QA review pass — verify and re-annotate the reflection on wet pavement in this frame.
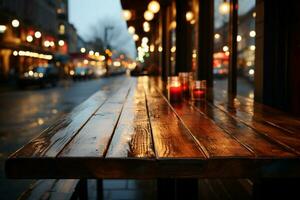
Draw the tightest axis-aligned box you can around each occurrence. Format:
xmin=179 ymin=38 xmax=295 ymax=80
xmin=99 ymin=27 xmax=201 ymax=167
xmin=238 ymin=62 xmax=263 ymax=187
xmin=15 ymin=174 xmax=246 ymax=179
xmin=0 ymin=77 xmax=124 ymax=200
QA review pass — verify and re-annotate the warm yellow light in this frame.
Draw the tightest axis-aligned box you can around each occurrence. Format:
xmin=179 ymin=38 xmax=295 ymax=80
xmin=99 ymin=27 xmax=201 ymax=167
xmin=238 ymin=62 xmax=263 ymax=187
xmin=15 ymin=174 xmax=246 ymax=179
xmin=158 ymin=46 xmax=163 ymax=52
xmin=250 ymin=45 xmax=256 ymax=51
xmin=123 ymin=10 xmax=132 ymax=21
xmin=170 ymin=21 xmax=176 ymax=29
xmin=237 ymin=35 xmax=242 ymax=42
xmin=50 ymin=41 xmax=55 ymax=47
xmin=128 ymin=26 xmax=135 ymax=34
xmin=13 ymin=51 xmax=18 ymax=56
xmin=148 ymin=1 xmax=160 ymax=14
xmin=143 ymin=21 xmax=150 ymax=32
xmin=171 ymin=46 xmax=176 ymax=53
xmin=144 ymin=10 xmax=154 ymax=21
xmin=80 ymin=47 xmax=86 ymax=53
xmin=142 ymin=37 xmax=149 ymax=44
xmin=95 ymin=52 xmax=100 ymax=56
xmin=214 ymin=33 xmax=221 ymax=39
xmin=58 ymin=40 xmax=65 ymax=46
xmin=35 ymin=31 xmax=41 ymax=38
xmin=252 ymin=12 xmax=256 ymax=18
xmin=83 ymin=59 xmax=89 ymax=65
xmin=133 ymin=34 xmax=139 ymax=41
xmin=0 ymin=25 xmax=7 ymax=33
xmin=100 ymin=55 xmax=106 ymax=61
xmin=89 ymin=50 xmax=94 ymax=55
xmin=225 ymin=51 xmax=230 ymax=56
xmin=219 ymin=1 xmax=230 ymax=15
xmin=150 ymin=44 xmax=155 ymax=52
xmin=12 ymin=19 xmax=20 ymax=28
xmin=223 ymin=45 xmax=229 ymax=52
xmin=26 ymin=35 xmax=33 ymax=42
xmin=249 ymin=30 xmax=256 ymax=37
xmin=186 ymin=11 xmax=194 ymax=22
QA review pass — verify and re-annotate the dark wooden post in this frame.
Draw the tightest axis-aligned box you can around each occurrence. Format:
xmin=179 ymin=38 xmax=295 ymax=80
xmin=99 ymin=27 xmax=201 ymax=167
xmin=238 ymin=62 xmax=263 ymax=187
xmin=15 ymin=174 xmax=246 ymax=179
xmin=198 ymin=0 xmax=214 ymax=87
xmin=97 ymin=179 xmax=103 ymax=200
xmin=228 ymin=0 xmax=238 ymax=96
xmin=175 ymin=0 xmax=189 ymax=74
xmin=161 ymin=2 xmax=168 ymax=80
xmin=78 ymin=179 xmax=88 ymax=200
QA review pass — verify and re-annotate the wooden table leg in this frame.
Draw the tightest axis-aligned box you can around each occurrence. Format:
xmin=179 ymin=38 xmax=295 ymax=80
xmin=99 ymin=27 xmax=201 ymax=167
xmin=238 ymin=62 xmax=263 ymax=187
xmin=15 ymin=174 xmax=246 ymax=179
xmin=253 ymin=178 xmax=298 ymax=200
xmin=157 ymin=179 xmax=176 ymax=200
xmin=78 ymin=179 xmax=88 ymax=200
xmin=176 ymin=179 xmax=198 ymax=200
xmin=157 ymin=178 xmax=198 ymax=200
xmin=97 ymin=179 xmax=103 ymax=200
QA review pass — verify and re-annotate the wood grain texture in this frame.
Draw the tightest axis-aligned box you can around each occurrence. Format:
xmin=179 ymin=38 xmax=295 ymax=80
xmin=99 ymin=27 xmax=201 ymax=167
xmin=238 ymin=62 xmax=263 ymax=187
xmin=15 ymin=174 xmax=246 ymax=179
xmin=5 ymin=77 xmax=300 ymax=180
xmin=143 ymin=77 xmax=206 ymax=159
xmin=214 ymin=91 xmax=300 ymax=134
xmin=211 ymin=92 xmax=300 ymax=155
xmin=149 ymin=78 xmax=252 ymax=158
xmin=191 ymin=101 xmax=296 ymax=157
xmin=59 ymin=79 xmax=133 ymax=157
xmin=9 ymin=77 xmax=128 ymax=158
xmin=106 ymin=79 xmax=155 ymax=158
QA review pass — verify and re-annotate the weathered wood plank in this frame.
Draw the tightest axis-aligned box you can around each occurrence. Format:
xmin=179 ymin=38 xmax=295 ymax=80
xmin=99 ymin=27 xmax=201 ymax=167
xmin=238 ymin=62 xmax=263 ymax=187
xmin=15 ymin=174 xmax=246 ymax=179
xmin=211 ymin=92 xmax=300 ymax=155
xmin=190 ymin=101 xmax=296 ymax=157
xmin=106 ymin=80 xmax=155 ymax=158
xmin=152 ymin=92 xmax=253 ymax=158
xmin=149 ymin=78 xmax=252 ymax=158
xmin=59 ymin=79 xmax=133 ymax=157
xmin=214 ymin=91 xmax=300 ymax=133
xmin=143 ymin=78 xmax=206 ymax=159
xmin=8 ymin=77 xmax=128 ymax=158
xmin=154 ymin=77 xmax=297 ymax=157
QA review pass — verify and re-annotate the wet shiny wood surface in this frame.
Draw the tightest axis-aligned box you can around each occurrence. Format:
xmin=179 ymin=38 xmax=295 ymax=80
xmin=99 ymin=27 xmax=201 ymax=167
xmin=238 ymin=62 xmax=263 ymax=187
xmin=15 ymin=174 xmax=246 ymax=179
xmin=6 ymin=76 xmax=300 ymax=179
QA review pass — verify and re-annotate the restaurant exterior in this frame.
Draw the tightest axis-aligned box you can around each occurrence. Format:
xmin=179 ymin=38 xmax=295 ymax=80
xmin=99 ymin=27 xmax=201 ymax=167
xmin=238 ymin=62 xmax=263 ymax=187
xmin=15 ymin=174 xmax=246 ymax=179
xmin=122 ymin=0 xmax=300 ymax=115
xmin=0 ymin=0 xmax=70 ymax=81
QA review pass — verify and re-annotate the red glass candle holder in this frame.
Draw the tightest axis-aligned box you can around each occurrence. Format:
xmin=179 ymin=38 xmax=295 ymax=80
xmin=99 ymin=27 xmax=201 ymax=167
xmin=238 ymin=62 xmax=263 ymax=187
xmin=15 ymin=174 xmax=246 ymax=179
xmin=168 ymin=76 xmax=182 ymax=103
xmin=191 ymin=80 xmax=206 ymax=101
xmin=179 ymin=72 xmax=192 ymax=98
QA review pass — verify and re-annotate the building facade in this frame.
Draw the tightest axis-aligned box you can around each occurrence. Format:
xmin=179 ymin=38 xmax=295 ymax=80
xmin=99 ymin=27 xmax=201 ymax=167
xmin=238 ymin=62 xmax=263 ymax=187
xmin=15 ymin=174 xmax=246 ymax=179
xmin=0 ymin=0 xmax=72 ymax=80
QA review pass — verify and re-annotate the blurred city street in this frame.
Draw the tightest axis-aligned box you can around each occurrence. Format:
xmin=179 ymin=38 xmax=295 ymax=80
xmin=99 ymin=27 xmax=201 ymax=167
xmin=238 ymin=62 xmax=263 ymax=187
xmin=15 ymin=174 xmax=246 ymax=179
xmin=0 ymin=76 xmax=125 ymax=199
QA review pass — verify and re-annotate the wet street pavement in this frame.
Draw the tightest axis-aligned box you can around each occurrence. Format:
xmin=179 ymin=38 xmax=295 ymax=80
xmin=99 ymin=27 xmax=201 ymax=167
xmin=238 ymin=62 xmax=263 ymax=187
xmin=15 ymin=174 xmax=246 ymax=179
xmin=0 ymin=76 xmax=126 ymax=200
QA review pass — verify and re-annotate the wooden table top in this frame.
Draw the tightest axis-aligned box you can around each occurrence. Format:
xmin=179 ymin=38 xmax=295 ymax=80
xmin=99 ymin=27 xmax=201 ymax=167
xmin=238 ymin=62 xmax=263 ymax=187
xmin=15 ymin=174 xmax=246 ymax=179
xmin=5 ymin=76 xmax=300 ymax=179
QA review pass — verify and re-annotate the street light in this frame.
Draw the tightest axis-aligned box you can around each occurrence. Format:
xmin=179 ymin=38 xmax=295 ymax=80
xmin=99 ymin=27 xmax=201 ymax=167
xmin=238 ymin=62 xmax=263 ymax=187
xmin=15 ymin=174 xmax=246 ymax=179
xmin=123 ymin=10 xmax=132 ymax=21
xmin=186 ymin=11 xmax=194 ymax=22
xmin=249 ymin=30 xmax=256 ymax=37
xmin=128 ymin=26 xmax=135 ymax=34
xmin=35 ymin=31 xmax=42 ymax=39
xmin=219 ymin=0 xmax=230 ymax=15
xmin=58 ymin=40 xmax=65 ymax=46
xmin=148 ymin=1 xmax=160 ymax=14
xmin=214 ymin=33 xmax=221 ymax=39
xmin=133 ymin=34 xmax=139 ymax=41
xmin=80 ymin=47 xmax=86 ymax=53
xmin=144 ymin=10 xmax=154 ymax=21
xmin=143 ymin=22 xmax=150 ymax=32
xmin=12 ymin=19 xmax=20 ymax=28
xmin=0 ymin=25 xmax=7 ymax=33
xmin=26 ymin=35 xmax=33 ymax=42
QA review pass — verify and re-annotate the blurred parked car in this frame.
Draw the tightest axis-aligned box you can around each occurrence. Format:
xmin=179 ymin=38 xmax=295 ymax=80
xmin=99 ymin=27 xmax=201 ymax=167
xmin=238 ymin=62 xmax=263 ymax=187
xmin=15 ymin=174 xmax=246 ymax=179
xmin=213 ymin=64 xmax=228 ymax=78
xmin=18 ymin=65 xmax=59 ymax=88
xmin=130 ymin=63 xmax=148 ymax=76
xmin=71 ymin=67 xmax=93 ymax=81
